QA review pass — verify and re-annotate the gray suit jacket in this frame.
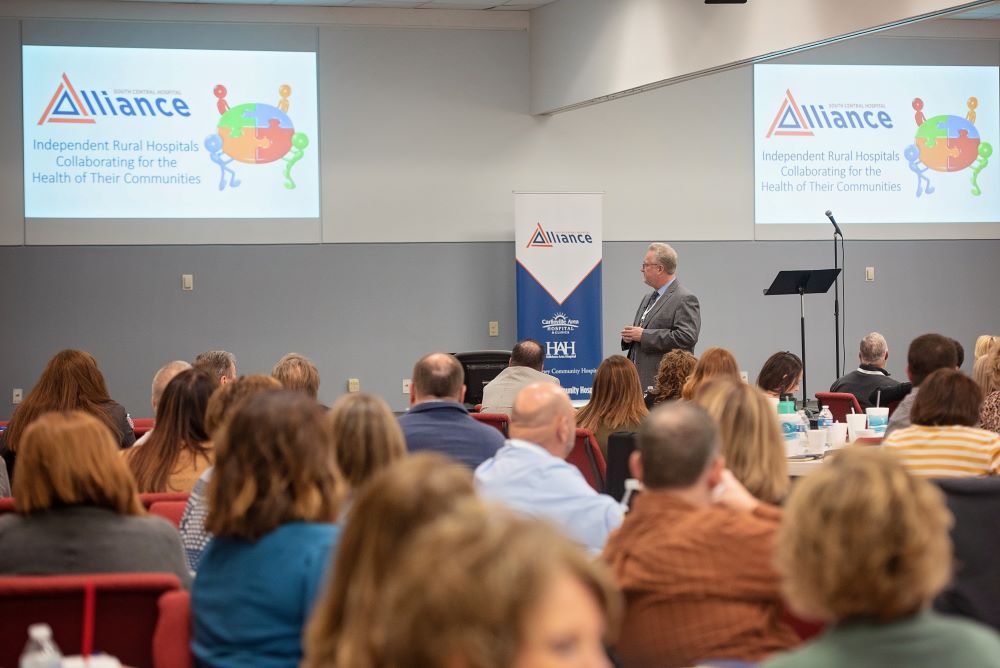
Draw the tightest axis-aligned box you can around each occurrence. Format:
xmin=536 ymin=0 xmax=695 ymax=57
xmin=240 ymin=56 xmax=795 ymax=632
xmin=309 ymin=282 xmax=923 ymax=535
xmin=622 ymin=280 xmax=701 ymax=391
xmin=480 ymin=366 xmax=560 ymax=416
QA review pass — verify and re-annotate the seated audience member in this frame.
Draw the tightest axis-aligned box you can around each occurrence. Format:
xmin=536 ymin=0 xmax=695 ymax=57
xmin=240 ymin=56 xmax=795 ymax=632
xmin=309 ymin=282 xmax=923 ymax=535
xmin=302 ymin=454 xmax=479 ymax=668
xmin=373 ymin=506 xmax=622 ymax=668
xmin=693 ymin=378 xmax=789 ymax=504
xmin=192 ymin=390 xmax=343 ymax=668
xmin=604 ymin=402 xmax=798 ymax=667
xmin=476 ymin=383 xmax=624 ymax=554
xmin=645 ymin=349 xmax=697 ymax=408
xmin=124 ymin=368 xmax=214 ymax=493
xmin=829 ymin=332 xmax=901 ymax=410
xmin=0 ymin=412 xmax=190 ymax=587
xmin=975 ymin=335 xmax=999 ymax=362
xmin=179 ymin=374 xmax=282 ymax=571
xmin=193 ymin=349 xmax=237 ymax=387
xmin=576 ymin=355 xmax=648 ymax=456
xmin=882 ymin=369 xmax=1000 ymax=477
xmin=480 ymin=339 xmax=559 ymax=416
xmin=764 ymin=448 xmax=1000 ymax=668
xmin=135 ymin=360 xmax=191 ymax=447
xmin=757 ymin=351 xmax=803 ymax=399
xmin=1 ymin=349 xmax=135 ymax=481
xmin=326 ymin=393 xmax=406 ymax=507
xmin=398 ymin=352 xmax=504 ymax=469
xmin=952 ymin=338 xmax=966 ymax=369
xmin=884 ymin=333 xmax=959 ymax=438
xmin=272 ymin=352 xmax=321 ymax=402
xmin=978 ymin=347 xmax=1000 ymax=433
xmin=681 ymin=347 xmax=740 ymax=400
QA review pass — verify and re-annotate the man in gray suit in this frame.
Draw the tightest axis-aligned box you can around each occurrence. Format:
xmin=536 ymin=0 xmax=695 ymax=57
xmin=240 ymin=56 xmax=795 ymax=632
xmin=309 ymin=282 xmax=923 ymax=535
xmin=480 ymin=339 xmax=559 ymax=416
xmin=621 ymin=242 xmax=701 ymax=391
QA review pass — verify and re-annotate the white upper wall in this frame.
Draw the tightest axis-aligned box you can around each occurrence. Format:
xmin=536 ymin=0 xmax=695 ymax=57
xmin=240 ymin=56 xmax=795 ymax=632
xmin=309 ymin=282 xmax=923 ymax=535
xmin=529 ymin=0 xmax=988 ymax=114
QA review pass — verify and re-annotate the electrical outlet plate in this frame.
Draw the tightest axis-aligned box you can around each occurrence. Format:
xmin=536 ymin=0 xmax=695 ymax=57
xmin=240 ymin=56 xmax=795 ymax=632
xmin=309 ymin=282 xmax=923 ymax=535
xmin=12 ymin=388 xmax=22 ymax=404
xmin=347 ymin=378 xmax=361 ymax=393
xmin=865 ymin=266 xmax=875 ymax=282
xmin=402 ymin=378 xmax=411 ymax=394
xmin=488 ymin=320 xmax=499 ymax=337
xmin=182 ymin=274 xmax=194 ymax=291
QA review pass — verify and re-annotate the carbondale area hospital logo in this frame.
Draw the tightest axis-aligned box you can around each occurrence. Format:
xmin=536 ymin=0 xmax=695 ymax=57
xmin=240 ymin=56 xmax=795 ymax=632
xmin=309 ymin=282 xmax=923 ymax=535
xmin=542 ymin=313 xmax=580 ymax=335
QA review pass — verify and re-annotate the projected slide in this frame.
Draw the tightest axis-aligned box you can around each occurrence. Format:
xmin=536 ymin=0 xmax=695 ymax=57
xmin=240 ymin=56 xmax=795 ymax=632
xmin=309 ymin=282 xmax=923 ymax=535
xmin=23 ymin=46 xmax=319 ymax=218
xmin=754 ymin=65 xmax=1000 ymax=225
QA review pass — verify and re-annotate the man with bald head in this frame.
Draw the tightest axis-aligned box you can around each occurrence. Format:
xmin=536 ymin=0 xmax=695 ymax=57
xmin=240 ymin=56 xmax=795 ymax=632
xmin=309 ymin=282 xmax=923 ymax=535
xmin=134 ymin=360 xmax=192 ymax=446
xmin=475 ymin=382 xmax=624 ymax=553
xmin=398 ymin=352 xmax=504 ymax=469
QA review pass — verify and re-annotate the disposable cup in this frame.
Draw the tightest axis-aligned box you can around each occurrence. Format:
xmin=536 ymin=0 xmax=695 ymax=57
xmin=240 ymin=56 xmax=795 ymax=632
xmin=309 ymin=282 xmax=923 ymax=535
xmin=866 ymin=407 xmax=890 ymax=435
xmin=806 ymin=429 xmax=826 ymax=455
xmin=828 ymin=422 xmax=848 ymax=448
xmin=846 ymin=413 xmax=868 ymax=442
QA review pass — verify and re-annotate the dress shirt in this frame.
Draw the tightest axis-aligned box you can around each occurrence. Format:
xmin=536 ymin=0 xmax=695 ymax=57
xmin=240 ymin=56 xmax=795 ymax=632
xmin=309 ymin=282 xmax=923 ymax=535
xmin=398 ymin=400 xmax=504 ymax=470
xmin=480 ymin=366 xmax=559 ymax=416
xmin=475 ymin=439 xmax=624 ymax=554
xmin=603 ymin=490 xmax=798 ymax=667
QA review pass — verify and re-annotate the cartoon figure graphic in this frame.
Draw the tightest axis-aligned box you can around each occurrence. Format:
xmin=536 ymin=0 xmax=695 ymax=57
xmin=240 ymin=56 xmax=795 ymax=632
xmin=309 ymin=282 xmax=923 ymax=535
xmin=909 ymin=96 xmax=992 ymax=196
xmin=208 ymin=83 xmax=309 ymax=190
xmin=205 ymin=135 xmax=241 ymax=191
xmin=971 ymin=142 xmax=992 ymax=197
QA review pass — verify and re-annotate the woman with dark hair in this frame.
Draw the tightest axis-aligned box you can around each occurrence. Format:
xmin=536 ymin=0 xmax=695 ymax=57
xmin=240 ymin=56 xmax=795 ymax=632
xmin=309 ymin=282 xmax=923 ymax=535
xmin=882 ymin=368 xmax=1000 ymax=478
xmin=576 ymin=355 xmax=648 ymax=455
xmin=757 ymin=351 xmax=804 ymax=399
xmin=0 ymin=411 xmax=190 ymax=586
xmin=123 ymin=368 xmax=214 ymax=493
xmin=1 ymin=349 xmax=134 ymax=482
xmin=192 ymin=390 xmax=343 ymax=668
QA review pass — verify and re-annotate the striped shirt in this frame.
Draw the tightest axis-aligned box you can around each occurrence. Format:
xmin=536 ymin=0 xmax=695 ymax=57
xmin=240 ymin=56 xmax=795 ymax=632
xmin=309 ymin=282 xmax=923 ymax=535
xmin=882 ymin=425 xmax=1000 ymax=478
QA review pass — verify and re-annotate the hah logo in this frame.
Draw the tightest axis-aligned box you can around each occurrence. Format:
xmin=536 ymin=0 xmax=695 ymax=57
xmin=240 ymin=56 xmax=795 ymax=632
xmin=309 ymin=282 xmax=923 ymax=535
xmin=526 ymin=222 xmax=594 ymax=248
xmin=546 ymin=341 xmax=577 ymax=359
xmin=541 ymin=313 xmax=580 ymax=335
xmin=765 ymin=88 xmax=893 ymax=138
xmin=37 ymin=74 xmax=95 ymax=125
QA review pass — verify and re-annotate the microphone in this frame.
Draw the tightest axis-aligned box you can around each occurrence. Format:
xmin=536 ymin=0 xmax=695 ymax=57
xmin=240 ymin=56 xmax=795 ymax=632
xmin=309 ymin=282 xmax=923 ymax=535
xmin=825 ymin=210 xmax=843 ymax=237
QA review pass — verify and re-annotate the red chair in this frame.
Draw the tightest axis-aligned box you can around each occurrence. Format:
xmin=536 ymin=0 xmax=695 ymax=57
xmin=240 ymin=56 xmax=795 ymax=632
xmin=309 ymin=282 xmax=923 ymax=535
xmin=0 ymin=572 xmax=182 ymax=668
xmin=132 ymin=418 xmax=155 ymax=438
xmin=0 ymin=496 xmax=15 ymax=515
xmin=140 ymin=492 xmax=190 ymax=509
xmin=815 ymin=392 xmax=864 ymax=423
xmin=149 ymin=501 xmax=187 ymax=529
xmin=471 ymin=412 xmax=510 ymax=437
xmin=567 ymin=429 xmax=606 ymax=492
xmin=153 ymin=590 xmax=192 ymax=668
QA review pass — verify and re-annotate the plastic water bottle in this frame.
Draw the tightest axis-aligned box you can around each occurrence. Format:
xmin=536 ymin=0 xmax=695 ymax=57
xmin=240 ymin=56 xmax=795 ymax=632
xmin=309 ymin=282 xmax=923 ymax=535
xmin=778 ymin=395 xmax=800 ymax=456
xmin=20 ymin=623 xmax=62 ymax=668
xmin=795 ymin=410 xmax=809 ymax=450
xmin=817 ymin=405 xmax=834 ymax=449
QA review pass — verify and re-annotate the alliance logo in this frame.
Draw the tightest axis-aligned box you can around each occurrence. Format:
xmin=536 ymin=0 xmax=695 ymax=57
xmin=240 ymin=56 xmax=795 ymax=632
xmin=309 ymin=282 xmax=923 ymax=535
xmin=541 ymin=312 xmax=580 ymax=335
xmin=37 ymin=72 xmax=192 ymax=126
xmin=526 ymin=222 xmax=595 ymax=248
xmin=765 ymin=88 xmax=894 ymax=138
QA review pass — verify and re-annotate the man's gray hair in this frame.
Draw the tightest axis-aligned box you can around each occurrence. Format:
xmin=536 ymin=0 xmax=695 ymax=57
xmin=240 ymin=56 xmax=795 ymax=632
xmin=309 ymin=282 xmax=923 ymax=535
xmin=638 ymin=402 xmax=719 ymax=489
xmin=647 ymin=242 xmax=678 ymax=275
xmin=860 ymin=332 xmax=888 ymax=365
xmin=193 ymin=350 xmax=237 ymax=381
xmin=152 ymin=360 xmax=192 ymax=410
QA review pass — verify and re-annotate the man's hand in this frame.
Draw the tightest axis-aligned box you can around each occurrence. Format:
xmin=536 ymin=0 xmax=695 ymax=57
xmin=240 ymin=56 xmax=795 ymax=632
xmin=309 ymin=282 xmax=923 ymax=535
xmin=621 ymin=326 xmax=644 ymax=343
xmin=712 ymin=469 xmax=760 ymax=513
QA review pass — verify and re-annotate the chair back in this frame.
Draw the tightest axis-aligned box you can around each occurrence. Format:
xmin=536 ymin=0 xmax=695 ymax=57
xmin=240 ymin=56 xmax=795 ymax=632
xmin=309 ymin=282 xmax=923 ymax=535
xmin=471 ymin=412 xmax=510 ymax=438
xmin=132 ymin=418 xmax=155 ymax=438
xmin=0 ymin=496 xmax=15 ymax=515
xmin=566 ymin=429 xmax=606 ymax=492
xmin=933 ymin=476 xmax=1000 ymax=631
xmin=139 ymin=492 xmax=190 ymax=509
xmin=153 ymin=590 xmax=192 ymax=668
xmin=604 ymin=431 xmax=638 ymax=501
xmin=815 ymin=391 xmax=864 ymax=423
xmin=149 ymin=501 xmax=187 ymax=529
xmin=0 ymin=572 xmax=181 ymax=668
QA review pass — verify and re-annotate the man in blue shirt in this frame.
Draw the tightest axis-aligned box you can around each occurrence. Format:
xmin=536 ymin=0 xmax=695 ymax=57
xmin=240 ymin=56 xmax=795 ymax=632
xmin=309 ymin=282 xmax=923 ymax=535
xmin=475 ymin=382 xmax=624 ymax=554
xmin=398 ymin=352 xmax=504 ymax=469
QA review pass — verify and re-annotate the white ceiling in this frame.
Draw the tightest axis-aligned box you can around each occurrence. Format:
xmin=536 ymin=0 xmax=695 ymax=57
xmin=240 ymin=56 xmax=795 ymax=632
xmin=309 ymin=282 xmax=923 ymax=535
xmin=107 ymin=0 xmax=558 ymax=8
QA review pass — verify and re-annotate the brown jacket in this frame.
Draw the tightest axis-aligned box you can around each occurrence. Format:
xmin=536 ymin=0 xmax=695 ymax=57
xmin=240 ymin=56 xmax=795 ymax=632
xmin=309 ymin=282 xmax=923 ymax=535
xmin=603 ymin=490 xmax=798 ymax=667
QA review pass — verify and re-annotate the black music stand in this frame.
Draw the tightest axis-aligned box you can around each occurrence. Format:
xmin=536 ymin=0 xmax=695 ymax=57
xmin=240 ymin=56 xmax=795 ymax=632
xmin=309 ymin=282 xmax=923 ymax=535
xmin=763 ymin=268 xmax=841 ymax=406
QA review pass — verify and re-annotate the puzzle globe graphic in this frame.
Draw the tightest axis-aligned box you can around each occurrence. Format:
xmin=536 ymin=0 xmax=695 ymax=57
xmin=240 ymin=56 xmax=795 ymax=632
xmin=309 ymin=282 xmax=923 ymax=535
xmin=915 ymin=114 xmax=980 ymax=173
xmin=217 ymin=102 xmax=295 ymax=164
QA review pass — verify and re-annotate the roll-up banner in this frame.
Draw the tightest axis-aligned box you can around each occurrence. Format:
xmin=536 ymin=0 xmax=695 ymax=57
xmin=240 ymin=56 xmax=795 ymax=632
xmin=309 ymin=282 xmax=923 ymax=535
xmin=514 ymin=192 xmax=603 ymax=402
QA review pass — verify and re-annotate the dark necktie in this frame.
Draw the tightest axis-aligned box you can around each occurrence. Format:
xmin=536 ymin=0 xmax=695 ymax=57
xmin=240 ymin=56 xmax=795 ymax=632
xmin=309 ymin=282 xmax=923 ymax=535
xmin=640 ymin=290 xmax=660 ymax=323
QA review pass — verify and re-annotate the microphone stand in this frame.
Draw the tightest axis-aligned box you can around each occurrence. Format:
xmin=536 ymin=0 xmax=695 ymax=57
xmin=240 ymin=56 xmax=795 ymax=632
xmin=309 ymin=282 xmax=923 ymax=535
xmin=833 ymin=229 xmax=842 ymax=379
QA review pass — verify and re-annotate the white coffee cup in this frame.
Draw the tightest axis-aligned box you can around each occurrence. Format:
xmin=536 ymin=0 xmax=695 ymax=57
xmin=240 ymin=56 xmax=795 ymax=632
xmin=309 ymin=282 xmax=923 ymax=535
xmin=866 ymin=407 xmax=890 ymax=435
xmin=806 ymin=429 xmax=826 ymax=455
xmin=846 ymin=413 xmax=868 ymax=442
xmin=827 ymin=422 xmax=848 ymax=449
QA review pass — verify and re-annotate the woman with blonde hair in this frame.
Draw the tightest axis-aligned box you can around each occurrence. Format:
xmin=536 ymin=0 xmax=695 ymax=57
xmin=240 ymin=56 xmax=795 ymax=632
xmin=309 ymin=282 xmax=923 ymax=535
xmin=975 ymin=346 xmax=1000 ymax=433
xmin=374 ymin=505 xmax=622 ymax=668
xmin=681 ymin=346 xmax=740 ymax=400
xmin=764 ymin=447 xmax=1000 ymax=668
xmin=326 ymin=392 xmax=407 ymax=494
xmin=693 ymin=378 xmax=789 ymax=504
xmin=1 ymin=349 xmax=135 ymax=481
xmin=192 ymin=390 xmax=343 ymax=668
xmin=576 ymin=355 xmax=648 ymax=455
xmin=646 ymin=349 xmax=697 ymax=407
xmin=124 ymin=368 xmax=214 ymax=493
xmin=0 ymin=411 xmax=189 ymax=586
xmin=302 ymin=453 xmax=479 ymax=668
xmin=975 ymin=335 xmax=999 ymax=361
